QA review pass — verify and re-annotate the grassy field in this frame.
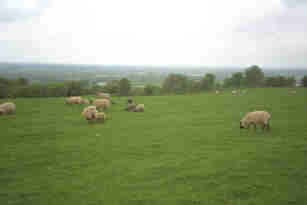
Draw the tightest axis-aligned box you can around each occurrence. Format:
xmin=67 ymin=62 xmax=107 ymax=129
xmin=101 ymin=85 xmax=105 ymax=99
xmin=1 ymin=88 xmax=307 ymax=205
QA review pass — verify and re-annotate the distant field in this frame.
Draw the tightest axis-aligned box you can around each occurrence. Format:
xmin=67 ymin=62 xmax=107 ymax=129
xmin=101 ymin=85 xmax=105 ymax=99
xmin=1 ymin=88 xmax=307 ymax=205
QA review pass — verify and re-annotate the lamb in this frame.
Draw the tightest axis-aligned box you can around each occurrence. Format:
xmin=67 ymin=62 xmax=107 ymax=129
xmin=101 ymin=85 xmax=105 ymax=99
xmin=92 ymin=99 xmax=111 ymax=110
xmin=65 ymin=96 xmax=82 ymax=104
xmin=82 ymin=106 xmax=98 ymax=121
xmin=134 ymin=104 xmax=144 ymax=112
xmin=0 ymin=102 xmax=16 ymax=116
xmin=240 ymin=111 xmax=271 ymax=131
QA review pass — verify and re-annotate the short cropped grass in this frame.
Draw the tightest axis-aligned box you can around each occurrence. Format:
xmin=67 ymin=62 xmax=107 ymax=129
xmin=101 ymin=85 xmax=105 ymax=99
xmin=1 ymin=88 xmax=307 ymax=205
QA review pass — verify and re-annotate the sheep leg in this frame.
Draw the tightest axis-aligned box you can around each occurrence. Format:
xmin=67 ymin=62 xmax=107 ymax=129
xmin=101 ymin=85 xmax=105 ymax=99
xmin=266 ymin=123 xmax=270 ymax=131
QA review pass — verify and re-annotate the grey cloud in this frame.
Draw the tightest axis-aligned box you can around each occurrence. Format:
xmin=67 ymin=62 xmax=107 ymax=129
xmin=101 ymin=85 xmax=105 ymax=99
xmin=282 ymin=0 xmax=307 ymax=8
xmin=236 ymin=6 xmax=307 ymax=35
xmin=0 ymin=0 xmax=50 ymax=22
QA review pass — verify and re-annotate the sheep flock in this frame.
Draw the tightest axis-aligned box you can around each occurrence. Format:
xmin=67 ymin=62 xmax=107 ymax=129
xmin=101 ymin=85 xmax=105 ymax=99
xmin=1 ymin=90 xmax=275 ymax=132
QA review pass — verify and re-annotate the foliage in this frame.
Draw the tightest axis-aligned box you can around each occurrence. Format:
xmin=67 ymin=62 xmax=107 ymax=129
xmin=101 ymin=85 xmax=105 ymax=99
xmin=245 ymin=65 xmax=265 ymax=87
xmin=119 ymin=78 xmax=131 ymax=96
xmin=265 ymin=76 xmax=296 ymax=87
xmin=144 ymin=84 xmax=162 ymax=96
xmin=103 ymin=80 xmax=120 ymax=95
xmin=200 ymin=73 xmax=216 ymax=90
xmin=223 ymin=72 xmax=245 ymax=88
xmin=162 ymin=74 xmax=189 ymax=94
xmin=301 ymin=76 xmax=307 ymax=87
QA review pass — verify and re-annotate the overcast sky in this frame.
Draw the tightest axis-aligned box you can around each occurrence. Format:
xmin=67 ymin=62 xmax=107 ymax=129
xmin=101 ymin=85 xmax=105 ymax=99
xmin=0 ymin=0 xmax=307 ymax=68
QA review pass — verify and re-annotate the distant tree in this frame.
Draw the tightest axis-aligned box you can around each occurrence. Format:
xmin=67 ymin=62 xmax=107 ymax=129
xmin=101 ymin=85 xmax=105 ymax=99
xmin=286 ymin=76 xmax=296 ymax=87
xmin=245 ymin=65 xmax=264 ymax=87
xmin=223 ymin=77 xmax=232 ymax=88
xmin=103 ymin=80 xmax=120 ymax=95
xmin=0 ymin=77 xmax=10 ymax=98
xmin=65 ymin=81 xmax=83 ymax=96
xmin=201 ymin=73 xmax=215 ymax=90
xmin=302 ymin=76 xmax=307 ymax=87
xmin=215 ymin=81 xmax=222 ymax=90
xmin=162 ymin=74 xmax=188 ymax=94
xmin=231 ymin=72 xmax=244 ymax=88
xmin=144 ymin=85 xmax=154 ymax=95
xmin=188 ymin=80 xmax=201 ymax=92
xmin=119 ymin=78 xmax=131 ymax=96
xmin=265 ymin=76 xmax=296 ymax=87
xmin=144 ymin=84 xmax=162 ymax=96
xmin=131 ymin=87 xmax=145 ymax=96
xmin=16 ymin=77 xmax=29 ymax=86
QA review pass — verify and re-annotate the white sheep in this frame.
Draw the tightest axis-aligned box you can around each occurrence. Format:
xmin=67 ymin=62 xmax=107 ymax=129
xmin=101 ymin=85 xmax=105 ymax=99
xmin=80 ymin=99 xmax=90 ymax=105
xmin=94 ymin=112 xmax=106 ymax=123
xmin=232 ymin=90 xmax=238 ymax=95
xmin=65 ymin=96 xmax=82 ymax=104
xmin=289 ymin=90 xmax=297 ymax=94
xmin=240 ymin=110 xmax=271 ymax=131
xmin=82 ymin=106 xmax=98 ymax=122
xmin=134 ymin=104 xmax=144 ymax=112
xmin=0 ymin=102 xmax=16 ymax=115
xmin=92 ymin=99 xmax=111 ymax=110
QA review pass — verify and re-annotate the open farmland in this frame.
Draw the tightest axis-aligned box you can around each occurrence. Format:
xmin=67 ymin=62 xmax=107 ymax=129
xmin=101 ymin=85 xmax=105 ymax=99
xmin=1 ymin=88 xmax=307 ymax=204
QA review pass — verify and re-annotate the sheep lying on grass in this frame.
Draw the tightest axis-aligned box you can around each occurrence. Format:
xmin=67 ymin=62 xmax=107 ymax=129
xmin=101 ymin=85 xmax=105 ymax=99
xmin=240 ymin=111 xmax=271 ymax=131
xmin=125 ymin=103 xmax=144 ymax=112
xmin=0 ymin=102 xmax=16 ymax=116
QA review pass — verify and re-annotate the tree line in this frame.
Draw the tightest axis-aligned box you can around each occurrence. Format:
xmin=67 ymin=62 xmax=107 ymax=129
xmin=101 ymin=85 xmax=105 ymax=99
xmin=1 ymin=65 xmax=307 ymax=98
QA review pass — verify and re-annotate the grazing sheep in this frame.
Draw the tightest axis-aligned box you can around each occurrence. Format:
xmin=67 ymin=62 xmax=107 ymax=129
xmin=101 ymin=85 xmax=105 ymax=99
xmin=0 ymin=102 xmax=16 ymax=115
xmin=232 ymin=90 xmax=238 ymax=95
xmin=289 ymin=90 xmax=297 ymax=94
xmin=80 ymin=99 xmax=90 ymax=105
xmin=92 ymin=99 xmax=111 ymax=110
xmin=134 ymin=104 xmax=144 ymax=112
xmin=240 ymin=111 xmax=271 ymax=131
xmin=215 ymin=90 xmax=220 ymax=94
xmin=82 ymin=106 xmax=97 ymax=121
xmin=94 ymin=112 xmax=106 ymax=123
xmin=96 ymin=92 xmax=111 ymax=99
xmin=65 ymin=96 xmax=82 ymax=104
